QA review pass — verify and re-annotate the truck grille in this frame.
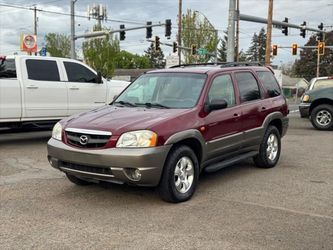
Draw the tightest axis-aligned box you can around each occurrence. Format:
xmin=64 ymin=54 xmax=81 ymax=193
xmin=61 ymin=161 xmax=113 ymax=176
xmin=65 ymin=128 xmax=111 ymax=149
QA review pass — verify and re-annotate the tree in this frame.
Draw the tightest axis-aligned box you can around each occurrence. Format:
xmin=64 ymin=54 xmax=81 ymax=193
xmin=144 ymin=42 xmax=165 ymax=68
xmin=115 ymin=50 xmax=151 ymax=69
xmin=45 ymin=33 xmax=71 ymax=58
xmin=246 ymin=28 xmax=267 ymax=63
xmin=217 ymin=31 xmax=228 ymax=62
xmin=82 ymin=24 xmax=120 ymax=79
xmin=291 ymin=31 xmax=333 ymax=80
xmin=181 ymin=9 xmax=219 ymax=63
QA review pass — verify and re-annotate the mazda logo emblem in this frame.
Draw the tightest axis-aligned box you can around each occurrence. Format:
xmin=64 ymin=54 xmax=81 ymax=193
xmin=79 ymin=135 xmax=89 ymax=145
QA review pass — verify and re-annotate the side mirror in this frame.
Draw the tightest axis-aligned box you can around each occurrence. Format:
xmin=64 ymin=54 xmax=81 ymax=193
xmin=205 ymin=99 xmax=228 ymax=113
xmin=96 ymin=72 xmax=103 ymax=83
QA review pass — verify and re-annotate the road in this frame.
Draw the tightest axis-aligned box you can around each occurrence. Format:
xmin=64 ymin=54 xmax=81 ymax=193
xmin=1 ymin=114 xmax=332 ymax=250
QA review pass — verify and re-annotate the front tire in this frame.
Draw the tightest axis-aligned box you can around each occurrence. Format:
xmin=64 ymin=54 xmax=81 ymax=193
xmin=310 ymin=104 xmax=333 ymax=131
xmin=254 ymin=126 xmax=281 ymax=168
xmin=66 ymin=173 xmax=92 ymax=186
xmin=158 ymin=145 xmax=199 ymax=203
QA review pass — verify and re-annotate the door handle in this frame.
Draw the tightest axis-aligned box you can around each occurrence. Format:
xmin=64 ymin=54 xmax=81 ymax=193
xmin=261 ymin=107 xmax=266 ymax=111
xmin=233 ymin=113 xmax=240 ymax=117
xmin=69 ymin=87 xmax=79 ymax=90
xmin=26 ymin=85 xmax=38 ymax=89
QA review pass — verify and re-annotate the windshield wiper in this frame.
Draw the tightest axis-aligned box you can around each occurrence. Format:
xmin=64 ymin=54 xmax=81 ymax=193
xmin=113 ymin=101 xmax=137 ymax=107
xmin=136 ymin=102 xmax=170 ymax=109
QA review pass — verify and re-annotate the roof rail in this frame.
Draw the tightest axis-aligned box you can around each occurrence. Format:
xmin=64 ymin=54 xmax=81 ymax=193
xmin=169 ymin=62 xmax=263 ymax=68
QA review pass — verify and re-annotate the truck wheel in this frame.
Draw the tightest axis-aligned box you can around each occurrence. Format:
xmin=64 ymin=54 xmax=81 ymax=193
xmin=310 ymin=104 xmax=333 ymax=131
xmin=158 ymin=145 xmax=199 ymax=203
xmin=254 ymin=126 xmax=281 ymax=168
xmin=66 ymin=173 xmax=92 ymax=186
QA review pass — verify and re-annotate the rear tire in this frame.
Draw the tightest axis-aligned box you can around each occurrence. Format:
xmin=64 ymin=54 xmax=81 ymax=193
xmin=158 ymin=145 xmax=199 ymax=203
xmin=310 ymin=104 xmax=333 ymax=131
xmin=66 ymin=173 xmax=92 ymax=186
xmin=254 ymin=126 xmax=281 ymax=168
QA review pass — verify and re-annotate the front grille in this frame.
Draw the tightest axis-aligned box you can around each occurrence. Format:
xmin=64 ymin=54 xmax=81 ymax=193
xmin=61 ymin=161 xmax=113 ymax=176
xmin=65 ymin=131 xmax=111 ymax=148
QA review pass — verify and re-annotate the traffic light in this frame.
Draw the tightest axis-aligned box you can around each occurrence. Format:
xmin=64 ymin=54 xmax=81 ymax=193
xmin=120 ymin=24 xmax=126 ymax=41
xmin=300 ymin=21 xmax=306 ymax=38
xmin=272 ymin=45 xmax=278 ymax=56
xmin=292 ymin=44 xmax=298 ymax=55
xmin=282 ymin=17 xmax=288 ymax=36
xmin=317 ymin=22 xmax=324 ymax=41
xmin=165 ymin=19 xmax=172 ymax=38
xmin=172 ymin=42 xmax=177 ymax=53
xmin=154 ymin=36 xmax=160 ymax=52
xmin=191 ymin=44 xmax=197 ymax=55
xmin=318 ymin=42 xmax=325 ymax=55
xmin=146 ymin=21 xmax=152 ymax=39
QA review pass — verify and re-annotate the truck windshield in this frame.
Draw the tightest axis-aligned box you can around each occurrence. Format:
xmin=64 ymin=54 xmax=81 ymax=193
xmin=0 ymin=58 xmax=16 ymax=78
xmin=313 ymin=79 xmax=333 ymax=89
xmin=114 ymin=73 xmax=207 ymax=109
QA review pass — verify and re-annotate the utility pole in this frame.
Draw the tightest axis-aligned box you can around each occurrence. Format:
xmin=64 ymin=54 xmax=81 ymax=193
xmin=265 ymin=0 xmax=273 ymax=65
xmin=235 ymin=0 xmax=240 ymax=61
xmin=33 ymin=6 xmax=37 ymax=56
xmin=178 ymin=0 xmax=182 ymax=64
xmin=316 ymin=47 xmax=320 ymax=77
xmin=227 ymin=0 xmax=236 ymax=62
xmin=70 ymin=0 xmax=76 ymax=59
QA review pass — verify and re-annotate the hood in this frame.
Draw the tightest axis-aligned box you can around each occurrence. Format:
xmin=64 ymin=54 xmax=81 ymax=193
xmin=63 ymin=105 xmax=191 ymax=135
xmin=305 ymin=87 xmax=333 ymax=97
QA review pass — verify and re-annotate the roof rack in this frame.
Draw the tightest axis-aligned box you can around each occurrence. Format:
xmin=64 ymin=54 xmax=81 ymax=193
xmin=169 ymin=62 xmax=263 ymax=68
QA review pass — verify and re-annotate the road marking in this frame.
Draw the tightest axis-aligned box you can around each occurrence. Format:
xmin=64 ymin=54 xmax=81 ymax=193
xmin=226 ymin=199 xmax=333 ymax=220
xmin=289 ymin=110 xmax=299 ymax=114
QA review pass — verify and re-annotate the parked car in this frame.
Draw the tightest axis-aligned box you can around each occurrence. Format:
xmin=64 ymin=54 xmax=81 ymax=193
xmin=47 ymin=63 xmax=289 ymax=203
xmin=0 ymin=55 xmax=130 ymax=128
xmin=299 ymin=87 xmax=333 ymax=130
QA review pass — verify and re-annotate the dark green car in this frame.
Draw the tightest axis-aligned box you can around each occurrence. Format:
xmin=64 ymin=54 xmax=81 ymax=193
xmin=299 ymin=87 xmax=333 ymax=130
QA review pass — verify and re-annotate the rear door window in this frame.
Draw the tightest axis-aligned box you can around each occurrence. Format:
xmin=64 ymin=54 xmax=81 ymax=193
xmin=235 ymin=72 xmax=261 ymax=103
xmin=257 ymin=71 xmax=281 ymax=97
xmin=26 ymin=59 xmax=60 ymax=81
xmin=64 ymin=62 xmax=97 ymax=83
xmin=0 ymin=58 xmax=17 ymax=78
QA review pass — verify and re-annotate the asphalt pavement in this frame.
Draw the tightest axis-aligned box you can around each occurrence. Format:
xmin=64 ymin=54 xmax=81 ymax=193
xmin=0 ymin=115 xmax=332 ymax=250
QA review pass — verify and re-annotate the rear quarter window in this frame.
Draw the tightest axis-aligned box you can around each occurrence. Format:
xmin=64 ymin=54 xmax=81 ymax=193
xmin=257 ymin=71 xmax=281 ymax=97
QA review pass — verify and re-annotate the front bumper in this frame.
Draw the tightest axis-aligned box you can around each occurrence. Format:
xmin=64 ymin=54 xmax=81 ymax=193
xmin=47 ymin=138 xmax=172 ymax=186
xmin=299 ymin=103 xmax=310 ymax=118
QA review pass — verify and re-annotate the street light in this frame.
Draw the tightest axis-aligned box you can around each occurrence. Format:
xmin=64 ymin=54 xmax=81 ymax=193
xmin=194 ymin=10 xmax=218 ymax=63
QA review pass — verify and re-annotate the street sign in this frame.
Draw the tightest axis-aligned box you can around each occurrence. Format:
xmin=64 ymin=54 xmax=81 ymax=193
xmin=40 ymin=47 xmax=46 ymax=56
xmin=20 ymin=34 xmax=37 ymax=53
xmin=197 ymin=48 xmax=207 ymax=55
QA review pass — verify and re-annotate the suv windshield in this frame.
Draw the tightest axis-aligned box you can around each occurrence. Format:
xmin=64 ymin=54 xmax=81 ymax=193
xmin=114 ymin=73 xmax=207 ymax=108
xmin=0 ymin=58 xmax=16 ymax=78
xmin=313 ymin=79 xmax=333 ymax=89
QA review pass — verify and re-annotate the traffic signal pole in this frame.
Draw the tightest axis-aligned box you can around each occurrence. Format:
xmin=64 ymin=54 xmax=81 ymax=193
xmin=74 ymin=23 xmax=166 ymax=39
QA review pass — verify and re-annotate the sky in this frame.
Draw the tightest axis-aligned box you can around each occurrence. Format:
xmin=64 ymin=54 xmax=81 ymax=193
xmin=0 ymin=0 xmax=332 ymax=65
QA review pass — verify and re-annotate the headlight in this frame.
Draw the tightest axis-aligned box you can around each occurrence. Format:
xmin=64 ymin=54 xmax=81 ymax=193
xmin=116 ymin=130 xmax=157 ymax=148
xmin=52 ymin=122 xmax=62 ymax=141
xmin=302 ymin=94 xmax=310 ymax=102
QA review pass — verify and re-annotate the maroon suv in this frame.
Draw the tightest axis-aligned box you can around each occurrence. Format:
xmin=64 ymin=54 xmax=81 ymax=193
xmin=47 ymin=64 xmax=289 ymax=203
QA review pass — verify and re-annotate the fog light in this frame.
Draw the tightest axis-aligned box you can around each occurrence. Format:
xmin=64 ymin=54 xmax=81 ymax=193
xmin=124 ymin=168 xmax=142 ymax=181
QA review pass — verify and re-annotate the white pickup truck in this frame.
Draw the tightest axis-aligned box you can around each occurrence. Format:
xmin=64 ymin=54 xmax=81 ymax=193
xmin=0 ymin=55 xmax=130 ymax=128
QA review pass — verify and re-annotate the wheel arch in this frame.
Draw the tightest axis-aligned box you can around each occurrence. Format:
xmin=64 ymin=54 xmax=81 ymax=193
xmin=164 ymin=129 xmax=206 ymax=165
xmin=309 ymin=99 xmax=333 ymax=115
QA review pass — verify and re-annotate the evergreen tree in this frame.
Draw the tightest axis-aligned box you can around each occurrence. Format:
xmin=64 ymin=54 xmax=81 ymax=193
xmin=246 ymin=28 xmax=266 ymax=63
xmin=144 ymin=42 xmax=165 ymax=68
xmin=217 ymin=31 xmax=228 ymax=62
